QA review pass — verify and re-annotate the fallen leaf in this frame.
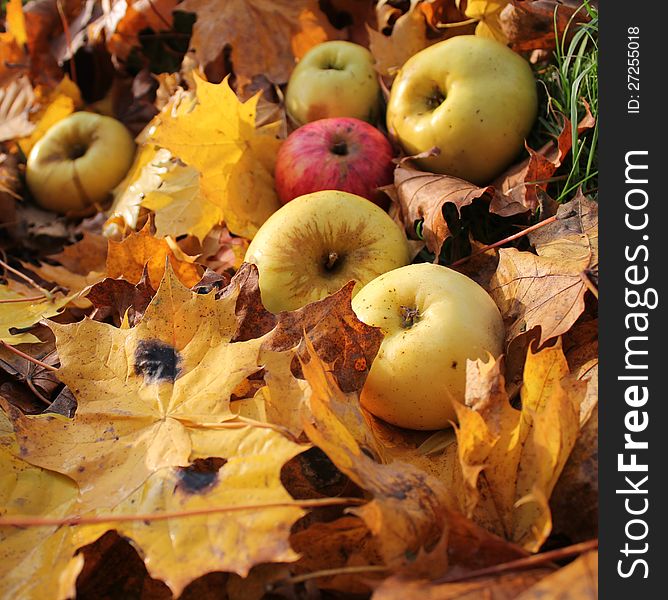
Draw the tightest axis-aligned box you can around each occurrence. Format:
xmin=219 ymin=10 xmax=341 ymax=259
xmin=17 ymin=75 xmax=82 ymax=156
xmin=0 ymin=402 xmax=82 ymax=600
xmin=372 ymin=567 xmax=554 ymax=599
xmin=0 ymin=286 xmax=71 ymax=345
xmin=516 ymin=550 xmax=597 ymax=599
xmin=454 ymin=341 xmax=584 ymax=550
xmin=10 ymin=265 xmax=266 ymax=509
xmin=106 ymin=224 xmax=202 ymax=287
xmin=179 ymin=0 xmax=338 ymax=90
xmin=464 ymin=0 xmax=510 ymax=42
xmin=74 ymin=428 xmax=306 ymax=596
xmin=394 ymin=162 xmax=497 ymax=257
xmin=150 ymin=75 xmax=282 ymax=238
xmin=500 ymin=0 xmax=592 ymax=53
xmin=0 ymin=75 xmax=35 ymax=142
xmin=137 ymin=149 xmax=223 ymax=241
xmin=86 ymin=270 xmax=155 ymax=327
xmin=490 ymin=194 xmax=598 ymax=346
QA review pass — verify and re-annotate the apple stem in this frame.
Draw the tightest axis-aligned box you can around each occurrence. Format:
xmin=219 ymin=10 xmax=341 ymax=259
xmin=400 ymin=305 xmax=420 ymax=328
xmin=325 ymin=251 xmax=339 ymax=271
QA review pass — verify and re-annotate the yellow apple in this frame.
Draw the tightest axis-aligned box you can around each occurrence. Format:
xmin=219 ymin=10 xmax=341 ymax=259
xmin=386 ymin=35 xmax=537 ymax=184
xmin=285 ymin=41 xmax=381 ymax=126
xmin=244 ymin=190 xmax=410 ymax=313
xmin=352 ymin=263 xmax=504 ymax=430
xmin=26 ymin=112 xmax=136 ymax=213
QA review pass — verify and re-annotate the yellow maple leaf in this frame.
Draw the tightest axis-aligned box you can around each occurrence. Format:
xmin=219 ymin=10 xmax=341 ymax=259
xmin=0 ymin=404 xmax=82 ymax=600
xmin=74 ymin=427 xmax=305 ymax=595
xmin=132 ymin=148 xmax=223 ymax=241
xmin=10 ymin=266 xmax=267 ymax=510
xmin=150 ymin=75 xmax=283 ymax=239
xmin=453 ymin=340 xmax=584 ymax=551
xmin=463 ymin=0 xmax=510 ymax=43
xmin=0 ymin=286 xmax=71 ymax=345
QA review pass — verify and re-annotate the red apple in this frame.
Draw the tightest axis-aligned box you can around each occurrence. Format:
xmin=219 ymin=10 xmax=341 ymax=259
xmin=275 ymin=117 xmax=394 ymax=207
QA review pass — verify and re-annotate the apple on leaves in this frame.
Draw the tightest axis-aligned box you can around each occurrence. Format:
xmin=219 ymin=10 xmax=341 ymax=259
xmin=275 ymin=117 xmax=394 ymax=207
xmin=26 ymin=112 xmax=136 ymax=213
xmin=386 ymin=35 xmax=537 ymax=184
xmin=244 ymin=190 xmax=410 ymax=313
xmin=285 ymin=41 xmax=381 ymax=126
xmin=352 ymin=263 xmax=505 ymax=430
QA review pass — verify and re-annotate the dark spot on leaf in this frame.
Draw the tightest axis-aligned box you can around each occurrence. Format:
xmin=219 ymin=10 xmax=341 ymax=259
xmin=134 ymin=339 xmax=182 ymax=384
xmin=177 ymin=458 xmax=226 ymax=494
xmin=451 ymin=360 xmax=458 ymax=369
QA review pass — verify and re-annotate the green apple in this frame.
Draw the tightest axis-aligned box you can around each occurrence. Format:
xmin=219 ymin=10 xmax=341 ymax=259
xmin=352 ymin=263 xmax=504 ymax=430
xmin=26 ymin=112 xmax=136 ymax=213
xmin=285 ymin=41 xmax=381 ymax=126
xmin=386 ymin=35 xmax=537 ymax=184
xmin=244 ymin=190 xmax=410 ymax=313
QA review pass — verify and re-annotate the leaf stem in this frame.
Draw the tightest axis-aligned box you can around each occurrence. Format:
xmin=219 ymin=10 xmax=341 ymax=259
xmin=433 ymin=539 xmax=598 ymax=585
xmin=0 ymin=497 xmax=366 ymax=527
xmin=271 ymin=565 xmax=389 ymax=588
xmin=0 ymin=258 xmax=52 ymax=300
xmin=0 ymin=341 xmax=58 ymax=372
xmin=450 ymin=214 xmax=558 ymax=268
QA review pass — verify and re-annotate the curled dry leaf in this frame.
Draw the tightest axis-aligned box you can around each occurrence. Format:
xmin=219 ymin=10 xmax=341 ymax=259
xmin=86 ymin=269 xmax=155 ymax=327
xmin=0 ymin=75 xmax=35 ymax=142
xmin=490 ymin=193 xmax=598 ymax=346
xmin=179 ymin=0 xmax=339 ymax=91
xmin=9 ymin=266 xmax=267 ymax=509
xmin=394 ymin=162 xmax=498 ymax=257
xmin=454 ymin=341 xmax=585 ymax=551
xmin=500 ymin=0 xmax=593 ymax=53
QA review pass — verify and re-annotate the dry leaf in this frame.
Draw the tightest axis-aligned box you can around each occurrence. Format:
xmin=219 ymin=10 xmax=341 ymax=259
xmin=516 ymin=550 xmax=597 ymax=599
xmin=86 ymin=270 xmax=155 ymax=327
xmin=464 ymin=0 xmax=510 ymax=42
xmin=150 ymin=75 xmax=282 ymax=238
xmin=394 ymin=162 xmax=497 ymax=257
xmin=490 ymin=194 xmax=598 ymax=346
xmin=179 ymin=0 xmax=339 ymax=90
xmin=0 ymin=75 xmax=35 ymax=141
xmin=372 ymin=568 xmax=554 ymax=599
xmin=454 ymin=341 xmax=584 ymax=550
xmin=0 ymin=403 xmax=82 ymax=600
xmin=106 ymin=224 xmax=202 ymax=287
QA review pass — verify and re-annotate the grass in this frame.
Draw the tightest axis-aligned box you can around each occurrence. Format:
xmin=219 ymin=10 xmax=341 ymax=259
xmin=533 ymin=1 xmax=599 ymax=202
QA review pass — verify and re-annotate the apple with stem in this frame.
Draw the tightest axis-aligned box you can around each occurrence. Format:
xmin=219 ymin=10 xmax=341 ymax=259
xmin=352 ymin=263 xmax=504 ymax=430
xmin=26 ymin=112 xmax=136 ymax=213
xmin=286 ymin=41 xmax=381 ymax=126
xmin=275 ymin=117 xmax=394 ymax=207
xmin=244 ymin=190 xmax=410 ymax=313
xmin=386 ymin=35 xmax=537 ymax=184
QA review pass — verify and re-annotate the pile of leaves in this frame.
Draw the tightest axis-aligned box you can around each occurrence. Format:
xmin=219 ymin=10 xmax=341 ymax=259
xmin=1 ymin=0 xmax=598 ymax=598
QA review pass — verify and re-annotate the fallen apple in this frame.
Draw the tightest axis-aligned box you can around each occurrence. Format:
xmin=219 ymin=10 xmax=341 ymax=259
xmin=244 ymin=190 xmax=410 ymax=313
xmin=386 ymin=35 xmax=537 ymax=184
xmin=26 ymin=111 xmax=136 ymax=213
xmin=285 ymin=41 xmax=381 ymax=126
xmin=275 ymin=117 xmax=394 ymax=206
xmin=352 ymin=263 xmax=504 ymax=430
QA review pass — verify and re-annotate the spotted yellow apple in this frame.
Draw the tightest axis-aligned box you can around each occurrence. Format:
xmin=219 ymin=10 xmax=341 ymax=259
xmin=386 ymin=35 xmax=537 ymax=184
xmin=285 ymin=41 xmax=381 ymax=126
xmin=26 ymin=112 xmax=136 ymax=213
xmin=244 ymin=190 xmax=410 ymax=313
xmin=352 ymin=263 xmax=504 ymax=430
